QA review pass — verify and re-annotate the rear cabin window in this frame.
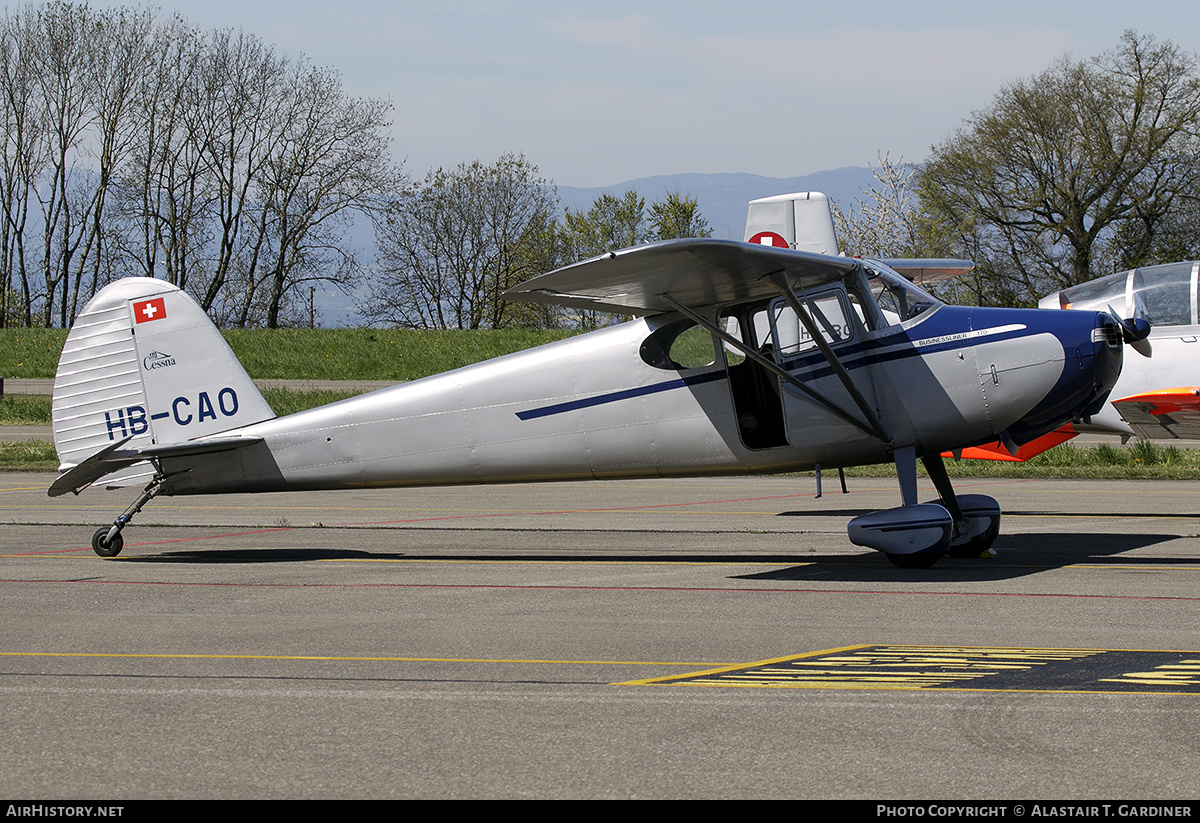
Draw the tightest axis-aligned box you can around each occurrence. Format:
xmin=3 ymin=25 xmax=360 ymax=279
xmin=640 ymin=320 xmax=716 ymax=370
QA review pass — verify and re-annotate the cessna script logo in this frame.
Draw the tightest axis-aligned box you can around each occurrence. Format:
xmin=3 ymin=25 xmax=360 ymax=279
xmin=142 ymin=350 xmax=176 ymax=371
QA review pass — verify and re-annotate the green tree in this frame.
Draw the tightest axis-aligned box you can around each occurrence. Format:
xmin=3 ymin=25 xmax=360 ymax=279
xmin=917 ymin=31 xmax=1200 ymax=305
xmin=647 ymin=191 xmax=711 ymax=241
xmin=561 ymin=190 xmax=647 ymax=262
xmin=555 ymin=189 xmax=712 ymax=328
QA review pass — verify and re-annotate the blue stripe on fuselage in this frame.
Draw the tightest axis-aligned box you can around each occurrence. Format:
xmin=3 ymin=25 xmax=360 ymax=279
xmin=514 ymin=307 xmax=1087 ymax=421
xmin=515 ymin=370 xmax=726 ymax=420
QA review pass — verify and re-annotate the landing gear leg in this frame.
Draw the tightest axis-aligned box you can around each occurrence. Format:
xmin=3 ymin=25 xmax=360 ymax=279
xmin=91 ymin=475 xmax=164 ymax=558
xmin=922 ymin=454 xmax=1000 ymax=558
xmin=848 ymin=445 xmax=953 ymax=569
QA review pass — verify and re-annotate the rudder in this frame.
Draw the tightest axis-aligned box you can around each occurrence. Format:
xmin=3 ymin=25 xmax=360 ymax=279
xmin=52 ymin=278 xmax=275 ymax=483
xmin=744 ymin=191 xmax=839 ymax=254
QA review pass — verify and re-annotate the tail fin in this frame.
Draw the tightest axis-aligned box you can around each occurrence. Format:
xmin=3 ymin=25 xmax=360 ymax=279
xmin=51 ymin=278 xmax=275 ymax=485
xmin=744 ymin=191 xmax=839 ymax=255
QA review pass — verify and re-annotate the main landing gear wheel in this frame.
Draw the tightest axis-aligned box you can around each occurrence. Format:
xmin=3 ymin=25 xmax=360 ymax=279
xmin=885 ymin=549 xmax=943 ymax=569
xmin=939 ymin=494 xmax=1002 ymax=558
xmin=92 ymin=527 xmax=123 ymax=558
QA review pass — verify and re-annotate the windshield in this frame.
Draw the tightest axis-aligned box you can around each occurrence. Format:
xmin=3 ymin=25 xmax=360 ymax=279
xmin=861 ymin=263 xmax=942 ymax=327
xmin=1059 ymin=262 xmax=1197 ymax=327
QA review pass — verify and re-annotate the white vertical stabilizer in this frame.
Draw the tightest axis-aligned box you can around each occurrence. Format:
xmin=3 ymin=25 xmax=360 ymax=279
xmin=743 ymin=191 xmax=839 ymax=255
xmin=52 ymin=278 xmax=275 ymax=482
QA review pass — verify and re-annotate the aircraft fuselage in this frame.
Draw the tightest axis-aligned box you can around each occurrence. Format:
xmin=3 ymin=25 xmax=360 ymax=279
xmin=159 ymin=300 xmax=1122 ymax=497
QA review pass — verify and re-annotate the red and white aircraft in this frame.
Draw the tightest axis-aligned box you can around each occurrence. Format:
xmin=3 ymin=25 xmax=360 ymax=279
xmin=1041 ymin=262 xmax=1200 ymax=442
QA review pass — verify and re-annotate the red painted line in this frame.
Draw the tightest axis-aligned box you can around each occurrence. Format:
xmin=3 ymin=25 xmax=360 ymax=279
xmin=328 ymin=494 xmax=868 ymax=532
xmin=0 ymin=577 xmax=1196 ymax=601
xmin=124 ymin=528 xmax=293 ymax=546
xmin=5 ymin=491 xmax=831 ymax=554
xmin=8 ymin=527 xmax=295 ymax=556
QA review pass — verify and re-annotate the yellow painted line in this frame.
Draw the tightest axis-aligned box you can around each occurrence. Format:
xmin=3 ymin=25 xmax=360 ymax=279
xmin=0 ymin=651 xmax=725 ymax=667
xmin=617 ymin=644 xmax=873 ymax=686
xmin=1100 ymin=658 xmax=1200 ymax=686
xmin=0 ymin=505 xmax=819 ymax=516
xmin=1013 ymin=513 xmax=1200 ymax=521
xmin=1070 ymin=564 xmax=1200 ymax=570
xmin=624 ymin=644 xmax=1200 ymax=694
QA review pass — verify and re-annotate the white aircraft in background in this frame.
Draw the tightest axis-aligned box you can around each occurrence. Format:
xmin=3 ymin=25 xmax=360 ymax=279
xmin=1041 ymin=262 xmax=1200 ymax=441
xmin=48 ymin=192 xmax=1136 ymax=568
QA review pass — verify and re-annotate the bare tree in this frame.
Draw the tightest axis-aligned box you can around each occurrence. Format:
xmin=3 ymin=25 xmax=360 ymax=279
xmin=368 ymin=153 xmax=557 ymax=329
xmin=0 ymin=4 xmax=401 ymax=328
xmin=112 ymin=13 xmax=210 ymax=290
xmin=832 ymin=154 xmax=925 ymax=257
xmin=252 ymin=64 xmax=399 ymax=328
xmin=0 ymin=6 xmax=42 ymax=326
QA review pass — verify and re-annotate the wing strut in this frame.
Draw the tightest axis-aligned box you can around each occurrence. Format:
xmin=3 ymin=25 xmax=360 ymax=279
xmin=765 ymin=272 xmax=890 ymax=443
xmin=659 ymin=293 xmax=884 ymax=440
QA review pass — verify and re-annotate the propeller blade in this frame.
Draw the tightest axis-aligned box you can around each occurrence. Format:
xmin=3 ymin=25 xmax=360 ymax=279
xmin=1105 ymin=305 xmax=1152 ymax=356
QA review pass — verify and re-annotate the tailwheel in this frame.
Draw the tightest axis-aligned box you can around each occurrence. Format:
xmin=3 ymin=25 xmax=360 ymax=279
xmin=90 ymin=474 xmax=164 ymax=559
xmin=92 ymin=527 xmax=124 ymax=558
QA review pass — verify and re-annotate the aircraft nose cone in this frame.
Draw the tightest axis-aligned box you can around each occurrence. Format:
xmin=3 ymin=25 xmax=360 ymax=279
xmin=1000 ymin=309 xmax=1124 ymax=446
xmin=1091 ymin=313 xmax=1126 ymax=404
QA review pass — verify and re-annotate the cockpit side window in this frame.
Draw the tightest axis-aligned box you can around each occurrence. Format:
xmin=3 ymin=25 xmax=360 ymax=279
xmin=1060 ymin=261 xmax=1198 ymax=327
xmin=1058 ymin=269 xmax=1130 ymax=313
xmin=766 ymin=290 xmax=853 ymax=360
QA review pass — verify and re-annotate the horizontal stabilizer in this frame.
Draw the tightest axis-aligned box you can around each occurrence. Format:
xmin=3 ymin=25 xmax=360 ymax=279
xmin=48 ymin=435 xmax=265 ymax=497
xmin=48 ymin=437 xmax=140 ymax=497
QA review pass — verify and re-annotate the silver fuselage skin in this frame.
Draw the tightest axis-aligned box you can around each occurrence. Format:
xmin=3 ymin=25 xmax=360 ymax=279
xmin=158 ymin=302 xmax=1121 ymax=496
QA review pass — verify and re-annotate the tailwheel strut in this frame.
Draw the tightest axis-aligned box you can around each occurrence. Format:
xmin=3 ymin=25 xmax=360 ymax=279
xmin=92 ymin=474 xmax=164 ymax=558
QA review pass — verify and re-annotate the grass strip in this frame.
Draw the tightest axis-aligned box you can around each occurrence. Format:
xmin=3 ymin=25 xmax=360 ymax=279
xmin=6 ymin=433 xmax=1200 ymax=478
xmin=0 ymin=327 xmax=581 ymax=381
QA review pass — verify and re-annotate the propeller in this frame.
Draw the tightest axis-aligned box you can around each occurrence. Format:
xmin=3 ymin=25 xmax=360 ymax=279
xmin=1106 ymin=305 xmax=1152 ymax=357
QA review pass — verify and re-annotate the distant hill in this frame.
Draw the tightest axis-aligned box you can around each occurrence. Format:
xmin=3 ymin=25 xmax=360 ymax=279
xmin=558 ymin=168 xmax=878 ymax=240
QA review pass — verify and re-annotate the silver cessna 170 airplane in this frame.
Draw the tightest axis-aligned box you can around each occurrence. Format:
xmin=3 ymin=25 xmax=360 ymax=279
xmin=49 ymin=192 xmax=1138 ymax=568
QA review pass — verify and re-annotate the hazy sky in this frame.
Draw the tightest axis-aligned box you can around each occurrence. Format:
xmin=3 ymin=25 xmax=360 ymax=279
xmin=70 ymin=1 xmax=1200 ymax=187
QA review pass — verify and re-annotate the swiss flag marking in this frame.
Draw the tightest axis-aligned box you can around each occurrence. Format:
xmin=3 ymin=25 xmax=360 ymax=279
xmin=133 ymin=297 xmax=167 ymax=324
xmin=748 ymin=231 xmax=790 ymax=248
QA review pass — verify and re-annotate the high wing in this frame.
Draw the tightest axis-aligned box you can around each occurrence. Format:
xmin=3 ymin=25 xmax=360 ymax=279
xmin=1111 ymin=388 xmax=1200 ymax=440
xmin=501 ymin=238 xmax=859 ymax=314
